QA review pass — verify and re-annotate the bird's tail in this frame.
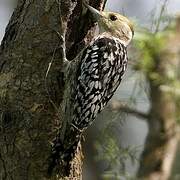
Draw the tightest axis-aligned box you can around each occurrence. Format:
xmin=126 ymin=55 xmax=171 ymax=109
xmin=47 ymin=127 xmax=81 ymax=176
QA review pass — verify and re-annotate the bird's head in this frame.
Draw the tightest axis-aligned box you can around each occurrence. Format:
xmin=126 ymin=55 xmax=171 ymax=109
xmin=84 ymin=3 xmax=134 ymax=46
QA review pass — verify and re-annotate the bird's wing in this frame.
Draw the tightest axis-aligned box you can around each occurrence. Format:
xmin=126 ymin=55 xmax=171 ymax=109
xmin=72 ymin=36 xmax=127 ymax=129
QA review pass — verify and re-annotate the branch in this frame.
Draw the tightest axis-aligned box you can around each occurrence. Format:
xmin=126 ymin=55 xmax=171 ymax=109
xmin=109 ymin=100 xmax=149 ymax=120
xmin=155 ymin=0 xmax=169 ymax=33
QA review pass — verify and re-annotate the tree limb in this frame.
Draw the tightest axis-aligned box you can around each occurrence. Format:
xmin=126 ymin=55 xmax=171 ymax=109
xmin=109 ymin=100 xmax=149 ymax=120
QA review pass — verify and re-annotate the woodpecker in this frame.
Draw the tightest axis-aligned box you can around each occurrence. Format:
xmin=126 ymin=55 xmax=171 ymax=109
xmin=48 ymin=3 xmax=134 ymax=175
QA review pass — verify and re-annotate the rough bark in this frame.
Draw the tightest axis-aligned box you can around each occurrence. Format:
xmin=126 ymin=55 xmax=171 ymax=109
xmin=137 ymin=17 xmax=180 ymax=180
xmin=0 ymin=0 xmax=106 ymax=179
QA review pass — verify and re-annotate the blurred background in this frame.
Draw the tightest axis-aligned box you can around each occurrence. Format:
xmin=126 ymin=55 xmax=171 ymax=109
xmin=0 ymin=0 xmax=179 ymax=179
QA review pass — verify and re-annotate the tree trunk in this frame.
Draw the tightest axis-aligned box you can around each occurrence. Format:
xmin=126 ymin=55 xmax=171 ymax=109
xmin=137 ymin=16 xmax=180 ymax=180
xmin=0 ymin=0 xmax=106 ymax=179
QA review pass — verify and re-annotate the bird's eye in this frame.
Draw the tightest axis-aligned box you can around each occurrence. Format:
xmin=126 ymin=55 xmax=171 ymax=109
xmin=110 ymin=14 xmax=117 ymax=21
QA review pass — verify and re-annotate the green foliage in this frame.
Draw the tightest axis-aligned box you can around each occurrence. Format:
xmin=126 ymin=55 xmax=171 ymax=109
xmin=94 ymin=114 xmax=139 ymax=179
xmin=133 ymin=30 xmax=166 ymax=81
xmin=133 ymin=23 xmax=180 ymax=123
xmin=133 ymin=21 xmax=180 ymax=85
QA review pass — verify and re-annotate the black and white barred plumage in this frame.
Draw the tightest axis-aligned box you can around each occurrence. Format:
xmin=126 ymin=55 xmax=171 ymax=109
xmin=72 ymin=34 xmax=127 ymax=130
xmin=48 ymin=4 xmax=134 ymax=175
xmin=48 ymin=34 xmax=128 ymax=175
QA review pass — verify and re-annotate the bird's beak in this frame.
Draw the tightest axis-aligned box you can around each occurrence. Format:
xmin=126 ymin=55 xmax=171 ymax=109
xmin=83 ymin=3 xmax=102 ymax=21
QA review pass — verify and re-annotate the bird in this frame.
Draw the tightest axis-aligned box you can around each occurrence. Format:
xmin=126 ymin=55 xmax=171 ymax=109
xmin=48 ymin=3 xmax=134 ymax=176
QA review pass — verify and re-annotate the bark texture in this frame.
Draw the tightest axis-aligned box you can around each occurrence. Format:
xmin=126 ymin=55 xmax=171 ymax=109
xmin=0 ymin=0 xmax=106 ymax=179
